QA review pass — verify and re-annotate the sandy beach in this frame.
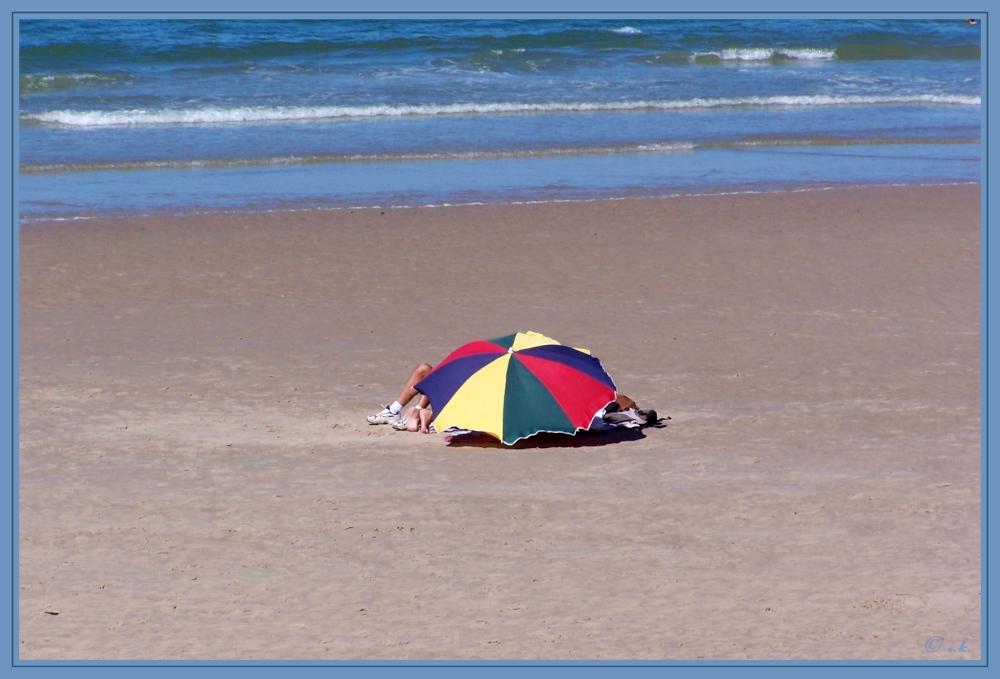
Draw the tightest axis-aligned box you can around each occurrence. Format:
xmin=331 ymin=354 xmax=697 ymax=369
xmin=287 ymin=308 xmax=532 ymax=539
xmin=18 ymin=184 xmax=981 ymax=660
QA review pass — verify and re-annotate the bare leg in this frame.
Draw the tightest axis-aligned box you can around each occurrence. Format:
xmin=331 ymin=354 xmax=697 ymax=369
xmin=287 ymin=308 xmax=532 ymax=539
xmin=393 ymin=363 xmax=433 ymax=409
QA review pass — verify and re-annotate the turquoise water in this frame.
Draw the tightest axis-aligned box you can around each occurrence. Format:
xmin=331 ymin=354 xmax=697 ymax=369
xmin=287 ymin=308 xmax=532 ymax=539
xmin=18 ymin=18 xmax=982 ymax=221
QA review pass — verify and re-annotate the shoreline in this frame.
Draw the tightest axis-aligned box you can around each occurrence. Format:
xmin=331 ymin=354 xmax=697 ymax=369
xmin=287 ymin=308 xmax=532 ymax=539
xmin=18 ymin=178 xmax=983 ymax=226
xmin=19 ymin=183 xmax=981 ymax=660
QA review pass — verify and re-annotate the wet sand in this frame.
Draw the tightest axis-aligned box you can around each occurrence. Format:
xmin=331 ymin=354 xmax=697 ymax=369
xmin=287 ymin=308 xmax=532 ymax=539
xmin=18 ymin=184 xmax=981 ymax=660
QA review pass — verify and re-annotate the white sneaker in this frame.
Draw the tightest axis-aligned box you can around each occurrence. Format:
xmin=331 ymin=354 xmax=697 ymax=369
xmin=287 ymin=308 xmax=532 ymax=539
xmin=367 ymin=405 xmax=399 ymax=425
xmin=391 ymin=414 xmax=409 ymax=431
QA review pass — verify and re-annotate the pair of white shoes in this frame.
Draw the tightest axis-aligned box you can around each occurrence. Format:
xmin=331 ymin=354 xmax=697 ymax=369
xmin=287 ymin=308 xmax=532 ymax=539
xmin=367 ymin=405 xmax=410 ymax=430
xmin=367 ymin=405 xmax=400 ymax=425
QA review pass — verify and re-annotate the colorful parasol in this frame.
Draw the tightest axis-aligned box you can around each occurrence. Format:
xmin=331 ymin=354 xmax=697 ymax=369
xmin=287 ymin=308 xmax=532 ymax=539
xmin=415 ymin=331 xmax=617 ymax=445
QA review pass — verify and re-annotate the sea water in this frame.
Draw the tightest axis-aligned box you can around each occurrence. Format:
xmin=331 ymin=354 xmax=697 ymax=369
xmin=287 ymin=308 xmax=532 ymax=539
xmin=18 ymin=18 xmax=982 ymax=222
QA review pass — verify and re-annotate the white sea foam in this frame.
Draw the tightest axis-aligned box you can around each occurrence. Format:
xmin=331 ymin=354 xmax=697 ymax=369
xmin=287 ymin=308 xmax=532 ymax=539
xmin=610 ymin=26 xmax=642 ymax=34
xmin=635 ymin=142 xmax=697 ymax=152
xmin=692 ymin=47 xmax=837 ymax=62
xmin=780 ymin=48 xmax=838 ymax=60
xmin=23 ymin=93 xmax=981 ymax=127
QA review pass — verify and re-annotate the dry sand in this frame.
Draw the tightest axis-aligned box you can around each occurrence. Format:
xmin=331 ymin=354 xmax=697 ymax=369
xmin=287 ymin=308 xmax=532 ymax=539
xmin=18 ymin=184 xmax=981 ymax=660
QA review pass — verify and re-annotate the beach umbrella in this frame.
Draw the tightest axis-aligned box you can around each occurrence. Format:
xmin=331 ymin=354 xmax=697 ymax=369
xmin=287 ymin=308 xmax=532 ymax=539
xmin=415 ymin=331 xmax=617 ymax=445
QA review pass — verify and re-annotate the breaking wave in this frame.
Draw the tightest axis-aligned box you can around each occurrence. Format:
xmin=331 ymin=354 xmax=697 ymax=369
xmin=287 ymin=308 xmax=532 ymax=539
xmin=22 ymin=93 xmax=981 ymax=128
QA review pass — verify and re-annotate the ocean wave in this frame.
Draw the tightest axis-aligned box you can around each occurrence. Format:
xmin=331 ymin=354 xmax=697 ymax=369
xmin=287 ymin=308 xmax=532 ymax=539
xmin=691 ymin=47 xmax=837 ymax=63
xmin=22 ymin=93 xmax=981 ymax=128
xmin=20 ymin=20 xmax=981 ymax=79
xmin=19 ymin=72 xmax=132 ymax=93
xmin=686 ymin=43 xmax=980 ymax=63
